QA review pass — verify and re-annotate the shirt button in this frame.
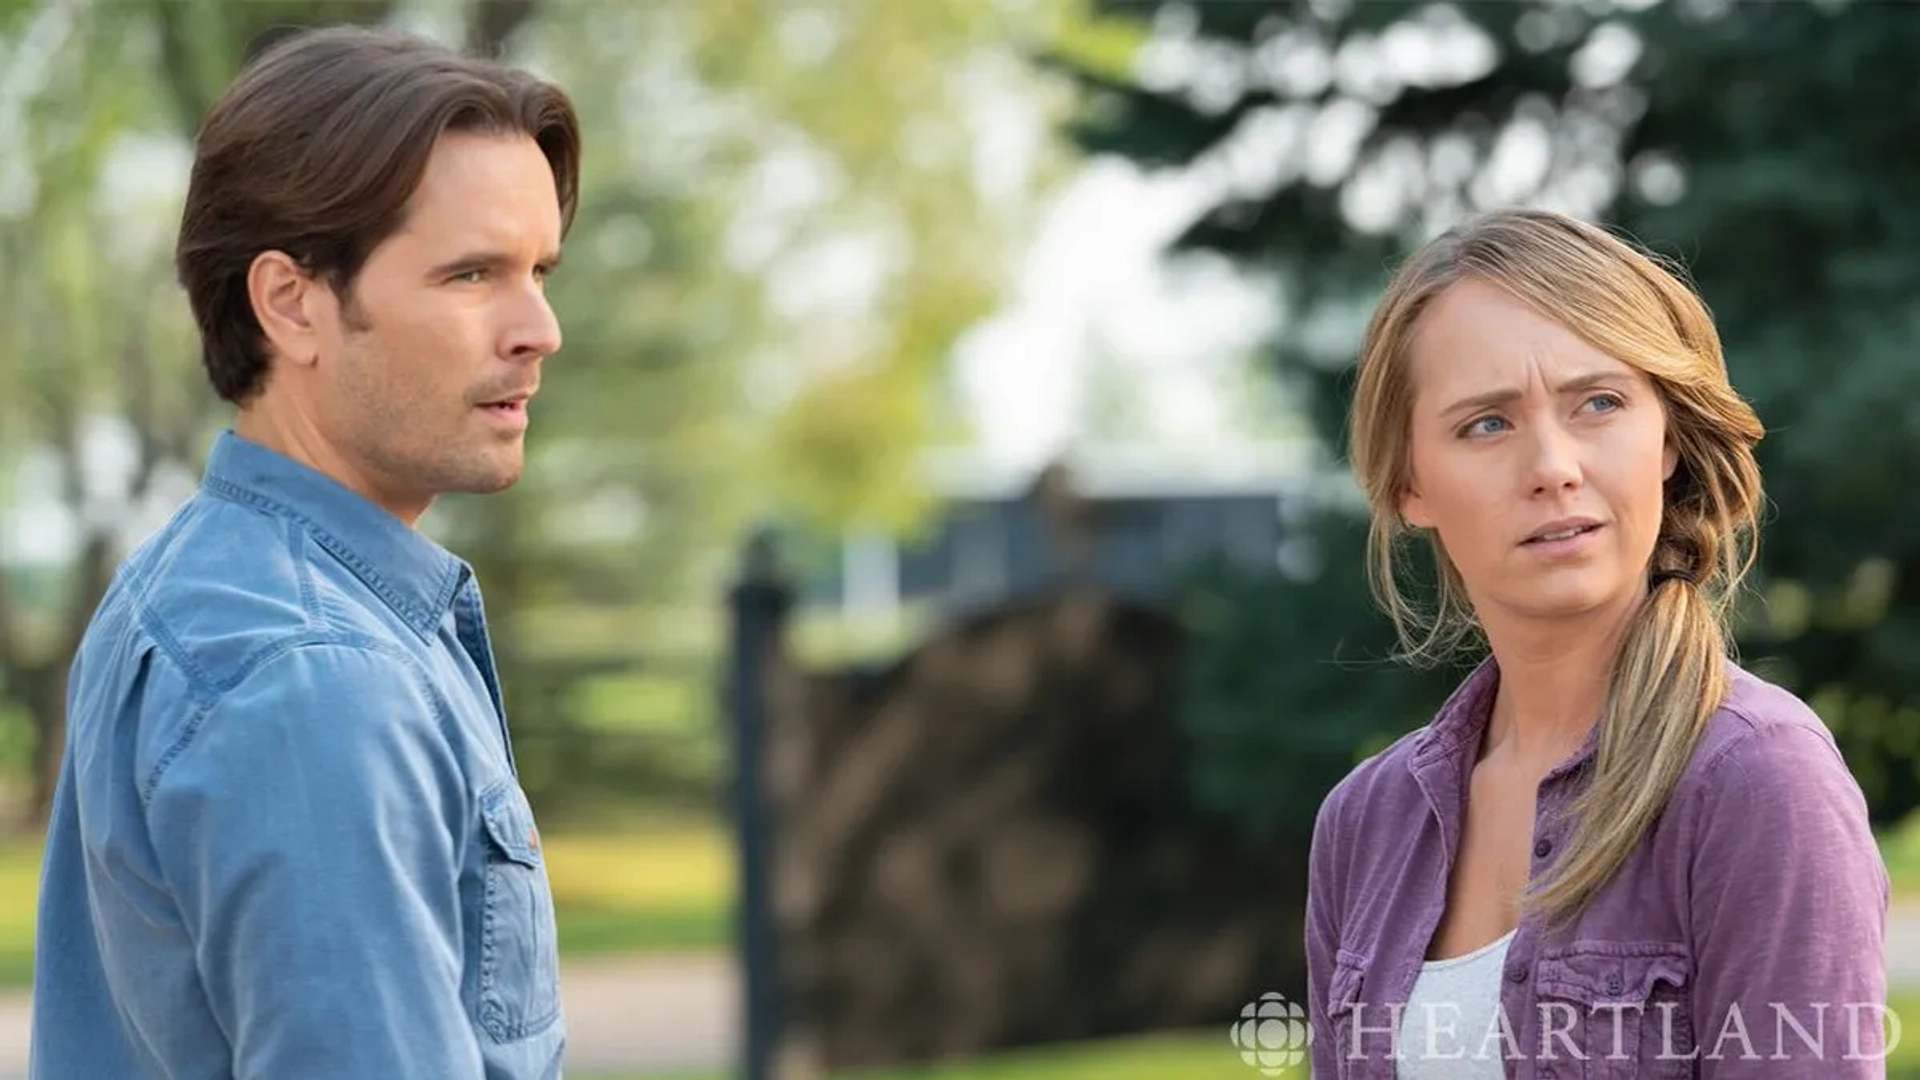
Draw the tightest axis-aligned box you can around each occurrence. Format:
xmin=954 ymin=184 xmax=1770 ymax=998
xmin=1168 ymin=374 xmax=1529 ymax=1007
xmin=1534 ymin=838 xmax=1552 ymax=858
xmin=1508 ymin=965 xmax=1527 ymax=983
xmin=1607 ymin=975 xmax=1623 ymax=994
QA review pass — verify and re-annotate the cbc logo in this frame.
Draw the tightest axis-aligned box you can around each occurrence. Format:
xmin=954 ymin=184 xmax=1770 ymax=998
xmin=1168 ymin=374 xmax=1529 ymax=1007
xmin=1230 ymin=991 xmax=1310 ymax=1075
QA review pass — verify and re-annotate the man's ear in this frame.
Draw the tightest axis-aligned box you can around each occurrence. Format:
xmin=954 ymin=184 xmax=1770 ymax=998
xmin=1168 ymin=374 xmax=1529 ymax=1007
xmin=247 ymin=251 xmax=324 ymax=370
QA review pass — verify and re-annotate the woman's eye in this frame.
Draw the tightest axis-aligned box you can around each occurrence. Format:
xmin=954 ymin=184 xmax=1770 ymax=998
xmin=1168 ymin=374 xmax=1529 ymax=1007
xmin=1584 ymin=393 xmax=1625 ymax=414
xmin=1462 ymin=415 xmax=1509 ymax=437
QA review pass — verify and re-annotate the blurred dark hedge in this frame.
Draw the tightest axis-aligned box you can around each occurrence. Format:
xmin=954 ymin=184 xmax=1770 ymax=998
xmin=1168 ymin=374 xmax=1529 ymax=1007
xmin=1058 ymin=0 xmax=1920 ymax=831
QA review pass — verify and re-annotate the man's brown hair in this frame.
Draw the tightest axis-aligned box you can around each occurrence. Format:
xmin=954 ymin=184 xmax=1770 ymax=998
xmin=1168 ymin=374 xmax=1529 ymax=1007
xmin=175 ymin=24 xmax=582 ymax=404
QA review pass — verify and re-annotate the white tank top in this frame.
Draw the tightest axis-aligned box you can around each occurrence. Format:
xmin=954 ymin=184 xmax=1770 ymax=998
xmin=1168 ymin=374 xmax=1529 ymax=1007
xmin=1395 ymin=928 xmax=1516 ymax=1080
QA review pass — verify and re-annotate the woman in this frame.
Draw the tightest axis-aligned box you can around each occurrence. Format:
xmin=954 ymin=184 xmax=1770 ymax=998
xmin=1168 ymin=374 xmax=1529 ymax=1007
xmin=1305 ymin=208 xmax=1888 ymax=1079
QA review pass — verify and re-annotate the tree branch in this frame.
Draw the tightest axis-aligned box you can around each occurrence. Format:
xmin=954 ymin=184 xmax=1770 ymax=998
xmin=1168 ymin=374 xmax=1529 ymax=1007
xmin=468 ymin=0 xmax=538 ymax=56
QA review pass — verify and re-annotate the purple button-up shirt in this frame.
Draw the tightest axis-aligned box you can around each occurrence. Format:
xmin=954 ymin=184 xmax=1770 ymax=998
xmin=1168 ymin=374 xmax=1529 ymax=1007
xmin=1306 ymin=659 xmax=1889 ymax=1078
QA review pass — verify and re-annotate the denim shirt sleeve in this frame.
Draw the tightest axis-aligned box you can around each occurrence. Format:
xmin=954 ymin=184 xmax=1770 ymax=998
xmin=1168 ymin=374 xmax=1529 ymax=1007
xmin=145 ymin=642 xmax=486 ymax=1079
xmin=1681 ymin=722 xmax=1889 ymax=1076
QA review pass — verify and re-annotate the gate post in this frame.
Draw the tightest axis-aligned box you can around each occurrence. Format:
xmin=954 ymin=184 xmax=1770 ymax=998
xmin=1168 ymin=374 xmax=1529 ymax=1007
xmin=727 ymin=526 xmax=791 ymax=1080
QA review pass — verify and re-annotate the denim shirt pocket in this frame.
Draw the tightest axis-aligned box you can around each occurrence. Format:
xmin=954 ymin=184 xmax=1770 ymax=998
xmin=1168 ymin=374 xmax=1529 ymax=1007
xmin=1534 ymin=942 xmax=1693 ymax=1080
xmin=476 ymin=779 xmax=563 ymax=1043
xmin=1327 ymin=947 xmax=1370 ymax=1077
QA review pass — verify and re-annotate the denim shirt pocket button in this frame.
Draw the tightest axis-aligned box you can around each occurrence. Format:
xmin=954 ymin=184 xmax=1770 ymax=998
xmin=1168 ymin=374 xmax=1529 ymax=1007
xmin=477 ymin=780 xmax=563 ymax=1043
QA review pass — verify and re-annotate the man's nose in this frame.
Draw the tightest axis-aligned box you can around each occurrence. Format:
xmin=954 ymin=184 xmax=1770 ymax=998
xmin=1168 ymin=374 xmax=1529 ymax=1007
xmin=504 ymin=287 xmax=562 ymax=362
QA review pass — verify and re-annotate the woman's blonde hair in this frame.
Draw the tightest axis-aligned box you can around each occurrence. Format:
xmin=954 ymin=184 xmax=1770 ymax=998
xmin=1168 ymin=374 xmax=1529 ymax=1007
xmin=1348 ymin=208 xmax=1765 ymax=931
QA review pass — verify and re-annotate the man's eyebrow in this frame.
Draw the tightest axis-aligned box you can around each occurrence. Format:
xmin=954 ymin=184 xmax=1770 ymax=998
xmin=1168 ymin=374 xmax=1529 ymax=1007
xmin=1438 ymin=371 xmax=1625 ymax=419
xmin=425 ymin=249 xmax=563 ymax=278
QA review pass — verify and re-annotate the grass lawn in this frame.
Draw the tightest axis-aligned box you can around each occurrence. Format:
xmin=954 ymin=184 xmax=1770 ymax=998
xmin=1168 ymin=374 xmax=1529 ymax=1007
xmin=541 ymin=819 xmax=733 ymax=955
xmin=1878 ymin=813 xmax=1920 ymax=899
xmin=0 ymin=836 xmax=33 ymax=990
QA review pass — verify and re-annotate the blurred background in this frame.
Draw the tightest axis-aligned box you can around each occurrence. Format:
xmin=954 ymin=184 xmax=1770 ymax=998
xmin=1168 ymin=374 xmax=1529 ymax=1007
xmin=5 ymin=0 xmax=1920 ymax=1077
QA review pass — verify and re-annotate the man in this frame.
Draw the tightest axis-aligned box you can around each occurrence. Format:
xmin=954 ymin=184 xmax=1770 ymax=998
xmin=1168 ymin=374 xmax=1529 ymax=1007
xmin=31 ymin=23 xmax=578 ymax=1079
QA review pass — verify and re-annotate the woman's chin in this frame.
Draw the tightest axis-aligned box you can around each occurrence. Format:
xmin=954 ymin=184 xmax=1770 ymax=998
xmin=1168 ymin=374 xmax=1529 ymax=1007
xmin=1498 ymin=574 xmax=1639 ymax=621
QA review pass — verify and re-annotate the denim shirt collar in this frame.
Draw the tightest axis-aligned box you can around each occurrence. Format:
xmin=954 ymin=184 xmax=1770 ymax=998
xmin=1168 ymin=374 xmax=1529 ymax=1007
xmin=198 ymin=429 xmax=466 ymax=639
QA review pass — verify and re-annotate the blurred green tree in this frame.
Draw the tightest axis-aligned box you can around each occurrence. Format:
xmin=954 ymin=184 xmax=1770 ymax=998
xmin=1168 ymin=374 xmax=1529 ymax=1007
xmin=0 ymin=0 xmax=232 ymax=825
xmin=0 ymin=0 xmax=1079 ymax=822
xmin=439 ymin=0 xmax=1082 ymax=811
xmin=1055 ymin=0 xmax=1920 ymax=831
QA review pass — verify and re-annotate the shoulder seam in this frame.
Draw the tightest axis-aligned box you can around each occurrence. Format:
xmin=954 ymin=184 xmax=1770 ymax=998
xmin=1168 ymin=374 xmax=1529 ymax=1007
xmin=131 ymin=508 xmax=363 ymax=701
xmin=138 ymin=634 xmax=448 ymax=805
xmin=1696 ymin=692 xmax=1840 ymax=779
xmin=1677 ymin=709 xmax=1844 ymax=829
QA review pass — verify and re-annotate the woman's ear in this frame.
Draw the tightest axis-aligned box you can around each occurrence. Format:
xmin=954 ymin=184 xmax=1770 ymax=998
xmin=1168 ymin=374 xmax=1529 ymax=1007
xmin=1399 ymin=486 xmax=1431 ymax=530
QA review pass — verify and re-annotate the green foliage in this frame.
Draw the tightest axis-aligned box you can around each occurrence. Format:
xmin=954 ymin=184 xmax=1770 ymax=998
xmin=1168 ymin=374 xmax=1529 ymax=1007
xmin=1059 ymin=0 xmax=1920 ymax=830
xmin=0 ymin=0 xmax=225 ymax=821
xmin=423 ymin=0 xmax=1087 ymax=810
xmin=144 ymin=0 xmax=407 ymax=129
xmin=1172 ymin=510 xmax=1465 ymax=843
xmin=1 ymin=0 xmax=1091 ymax=817
xmin=1041 ymin=6 xmax=1152 ymax=83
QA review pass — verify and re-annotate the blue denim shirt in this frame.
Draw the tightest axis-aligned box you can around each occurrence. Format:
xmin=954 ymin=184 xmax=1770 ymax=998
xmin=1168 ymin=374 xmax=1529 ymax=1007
xmin=31 ymin=430 xmax=565 ymax=1079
